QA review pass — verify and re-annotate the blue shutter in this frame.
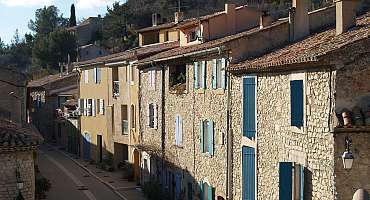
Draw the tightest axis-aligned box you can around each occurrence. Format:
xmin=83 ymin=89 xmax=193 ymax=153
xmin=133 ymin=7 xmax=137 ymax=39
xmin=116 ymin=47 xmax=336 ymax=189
xmin=194 ymin=62 xmax=199 ymax=89
xmin=212 ymin=59 xmax=217 ymax=89
xmin=243 ymin=77 xmax=256 ymax=138
xmin=208 ymin=120 xmax=214 ymax=156
xmin=207 ymin=184 xmax=213 ymax=200
xmin=201 ymin=61 xmax=206 ymax=89
xmin=221 ymin=58 xmax=226 ymax=89
xmin=200 ymin=121 xmax=204 ymax=153
xmin=176 ymin=173 xmax=182 ymax=199
xmin=242 ymin=146 xmax=255 ymax=200
xmin=300 ymin=165 xmax=305 ymax=200
xmin=199 ymin=181 xmax=203 ymax=200
xmin=279 ymin=162 xmax=293 ymax=200
xmin=290 ymin=80 xmax=303 ymax=127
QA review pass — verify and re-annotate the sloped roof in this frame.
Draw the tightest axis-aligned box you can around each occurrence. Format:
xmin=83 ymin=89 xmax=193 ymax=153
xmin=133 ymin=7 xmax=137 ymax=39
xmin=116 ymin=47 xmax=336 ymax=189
xmin=28 ymin=72 xmax=78 ymax=88
xmin=74 ymin=41 xmax=179 ymax=67
xmin=229 ymin=12 xmax=370 ymax=73
xmin=0 ymin=120 xmax=43 ymax=152
xmin=137 ymin=22 xmax=177 ymax=33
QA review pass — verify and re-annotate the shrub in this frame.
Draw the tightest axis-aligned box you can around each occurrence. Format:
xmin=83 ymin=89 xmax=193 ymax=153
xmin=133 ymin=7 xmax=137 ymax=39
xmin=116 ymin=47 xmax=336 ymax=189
xmin=35 ymin=177 xmax=51 ymax=199
xmin=142 ymin=181 xmax=169 ymax=200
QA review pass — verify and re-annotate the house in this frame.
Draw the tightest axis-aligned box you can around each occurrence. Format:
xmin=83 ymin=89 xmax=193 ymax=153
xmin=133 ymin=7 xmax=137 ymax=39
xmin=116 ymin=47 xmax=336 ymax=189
xmin=227 ymin=1 xmax=369 ymax=199
xmin=67 ymin=16 xmax=102 ymax=46
xmin=74 ymin=40 xmax=178 ymax=178
xmin=135 ymin=4 xmax=263 ymax=200
xmin=0 ymin=67 xmax=27 ymax=123
xmin=27 ymin=71 xmax=78 ymax=144
xmin=0 ymin=119 xmax=43 ymax=200
xmin=78 ymin=43 xmax=111 ymax=62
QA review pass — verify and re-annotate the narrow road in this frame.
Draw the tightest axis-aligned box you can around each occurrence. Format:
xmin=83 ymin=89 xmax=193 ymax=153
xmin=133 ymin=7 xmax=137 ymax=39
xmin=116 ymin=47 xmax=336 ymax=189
xmin=37 ymin=145 xmax=121 ymax=200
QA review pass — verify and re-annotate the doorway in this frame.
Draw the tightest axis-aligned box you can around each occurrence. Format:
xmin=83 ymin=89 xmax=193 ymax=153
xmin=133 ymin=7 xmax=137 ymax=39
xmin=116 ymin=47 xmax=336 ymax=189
xmin=97 ymin=135 xmax=103 ymax=163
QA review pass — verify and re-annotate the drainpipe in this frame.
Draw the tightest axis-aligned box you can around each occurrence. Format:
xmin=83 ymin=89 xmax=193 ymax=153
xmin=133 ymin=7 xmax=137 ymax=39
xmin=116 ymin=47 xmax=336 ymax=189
xmin=226 ymin=55 xmax=233 ymax=200
xmin=160 ymin=63 xmax=166 ymax=183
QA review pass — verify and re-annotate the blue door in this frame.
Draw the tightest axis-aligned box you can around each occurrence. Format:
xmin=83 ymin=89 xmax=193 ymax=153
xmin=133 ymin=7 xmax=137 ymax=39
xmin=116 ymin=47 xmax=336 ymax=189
xmin=242 ymin=146 xmax=255 ymax=200
xmin=83 ymin=132 xmax=91 ymax=160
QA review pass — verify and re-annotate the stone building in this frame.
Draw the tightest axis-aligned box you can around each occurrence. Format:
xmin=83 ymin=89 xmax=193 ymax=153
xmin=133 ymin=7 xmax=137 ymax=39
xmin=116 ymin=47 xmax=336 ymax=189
xmin=28 ymin=71 xmax=78 ymax=143
xmin=227 ymin=3 xmax=369 ymax=200
xmin=0 ymin=67 xmax=27 ymax=123
xmin=67 ymin=16 xmax=102 ymax=46
xmin=0 ymin=119 xmax=43 ymax=200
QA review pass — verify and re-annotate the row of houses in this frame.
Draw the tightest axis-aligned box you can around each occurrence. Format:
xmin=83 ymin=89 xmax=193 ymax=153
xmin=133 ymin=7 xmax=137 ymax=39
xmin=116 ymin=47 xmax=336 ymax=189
xmin=29 ymin=0 xmax=370 ymax=199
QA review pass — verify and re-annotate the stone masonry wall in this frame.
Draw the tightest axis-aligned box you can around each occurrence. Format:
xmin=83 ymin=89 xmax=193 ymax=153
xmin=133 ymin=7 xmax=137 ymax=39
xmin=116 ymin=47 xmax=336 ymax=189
xmin=0 ymin=150 xmax=35 ymax=200
xmin=231 ymin=68 xmax=336 ymax=200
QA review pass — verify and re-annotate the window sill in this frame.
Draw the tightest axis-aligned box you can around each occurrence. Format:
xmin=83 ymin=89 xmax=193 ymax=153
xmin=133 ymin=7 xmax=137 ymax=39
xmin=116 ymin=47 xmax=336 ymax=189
xmin=195 ymin=89 xmax=205 ymax=94
xmin=213 ymin=88 xmax=225 ymax=95
xmin=201 ymin=152 xmax=213 ymax=158
xmin=291 ymin=126 xmax=304 ymax=134
xmin=173 ymin=144 xmax=184 ymax=149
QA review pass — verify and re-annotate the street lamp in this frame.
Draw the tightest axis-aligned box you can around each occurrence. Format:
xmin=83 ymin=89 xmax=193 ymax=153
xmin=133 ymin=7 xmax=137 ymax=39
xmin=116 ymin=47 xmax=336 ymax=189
xmin=342 ymin=136 xmax=354 ymax=170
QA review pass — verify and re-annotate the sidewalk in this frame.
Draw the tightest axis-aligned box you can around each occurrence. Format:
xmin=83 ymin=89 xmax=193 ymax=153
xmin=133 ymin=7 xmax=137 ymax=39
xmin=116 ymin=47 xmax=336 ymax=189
xmin=49 ymin=144 xmax=147 ymax=200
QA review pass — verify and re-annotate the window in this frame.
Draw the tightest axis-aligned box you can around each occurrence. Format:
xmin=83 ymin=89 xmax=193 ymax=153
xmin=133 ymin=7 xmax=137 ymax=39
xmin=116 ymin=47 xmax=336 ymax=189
xmin=169 ymin=64 xmax=187 ymax=93
xmin=188 ymin=29 xmax=200 ymax=43
xmin=147 ymin=103 xmax=157 ymax=129
xmin=164 ymin=31 xmax=169 ymax=42
xmin=112 ymin=67 xmax=119 ymax=97
xmin=131 ymin=66 xmax=135 ymax=84
xmin=200 ymin=120 xmax=214 ymax=155
xmin=194 ymin=61 xmax=206 ymax=89
xmin=212 ymin=58 xmax=226 ymax=89
xmin=279 ymin=162 xmax=305 ymax=200
xmin=78 ymin=98 xmax=84 ymax=115
xmin=243 ymin=77 xmax=256 ymax=139
xmin=93 ymin=67 xmax=101 ymax=84
xmin=148 ymin=70 xmax=156 ymax=90
xmin=242 ymin=146 xmax=255 ymax=200
xmin=97 ymin=99 xmax=104 ymax=115
xmin=200 ymin=181 xmax=214 ymax=200
xmin=290 ymin=80 xmax=304 ymax=127
xmin=175 ymin=115 xmax=183 ymax=146
xmin=121 ymin=105 xmax=128 ymax=135
xmin=86 ymin=99 xmax=92 ymax=116
xmin=84 ymin=70 xmax=89 ymax=83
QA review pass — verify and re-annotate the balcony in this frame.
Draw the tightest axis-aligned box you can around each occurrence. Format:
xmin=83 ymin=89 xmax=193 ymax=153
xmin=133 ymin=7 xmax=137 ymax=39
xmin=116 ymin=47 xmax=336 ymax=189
xmin=113 ymin=81 xmax=120 ymax=97
xmin=122 ymin=120 xmax=129 ymax=135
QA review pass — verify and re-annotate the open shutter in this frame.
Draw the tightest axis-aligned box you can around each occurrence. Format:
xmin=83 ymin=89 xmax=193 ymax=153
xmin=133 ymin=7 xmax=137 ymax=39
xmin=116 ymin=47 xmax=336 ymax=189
xmin=78 ymin=99 xmax=81 ymax=115
xmin=97 ymin=68 xmax=101 ymax=83
xmin=99 ymin=99 xmax=104 ymax=114
xmin=200 ymin=121 xmax=204 ymax=153
xmin=154 ymin=104 xmax=158 ymax=129
xmin=242 ymin=146 xmax=255 ymax=200
xmin=212 ymin=59 xmax=217 ymax=89
xmin=208 ymin=120 xmax=214 ymax=156
xmin=300 ymin=165 xmax=305 ymax=200
xmin=194 ymin=62 xmax=199 ymax=89
xmin=199 ymin=181 xmax=203 ymax=200
xmin=83 ymin=99 xmax=87 ymax=116
xmin=84 ymin=70 xmax=89 ymax=83
xmin=243 ymin=77 xmax=256 ymax=138
xmin=92 ymin=99 xmax=96 ymax=116
xmin=208 ymin=185 xmax=213 ymax=200
xmin=221 ymin=58 xmax=226 ymax=89
xmin=146 ymin=104 xmax=150 ymax=127
xmin=291 ymin=80 xmax=304 ymax=127
xmin=179 ymin=116 xmax=183 ymax=145
xmin=175 ymin=115 xmax=179 ymax=145
xmin=279 ymin=162 xmax=293 ymax=200
xmin=201 ymin=61 xmax=206 ymax=89
xmin=93 ymin=68 xmax=97 ymax=83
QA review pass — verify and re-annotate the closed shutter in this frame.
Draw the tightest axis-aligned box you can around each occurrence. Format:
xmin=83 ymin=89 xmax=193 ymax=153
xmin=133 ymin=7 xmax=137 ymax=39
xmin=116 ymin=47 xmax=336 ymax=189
xmin=92 ymin=99 xmax=96 ymax=116
xmin=212 ymin=59 xmax=217 ymax=89
xmin=175 ymin=173 xmax=182 ymax=199
xmin=201 ymin=61 xmax=206 ymax=89
xmin=93 ymin=68 xmax=97 ymax=83
xmin=200 ymin=121 xmax=204 ymax=153
xmin=194 ymin=62 xmax=199 ymax=89
xmin=279 ymin=162 xmax=293 ymax=200
xmin=87 ymin=99 xmax=92 ymax=116
xmin=243 ymin=77 xmax=256 ymax=138
xmin=97 ymin=68 xmax=101 ymax=83
xmin=99 ymin=99 xmax=104 ymax=114
xmin=208 ymin=120 xmax=214 ymax=156
xmin=242 ymin=146 xmax=255 ymax=200
xmin=221 ymin=58 xmax=226 ymax=89
xmin=153 ymin=104 xmax=158 ymax=129
xmin=290 ymin=80 xmax=304 ymax=127
xmin=188 ymin=182 xmax=193 ymax=200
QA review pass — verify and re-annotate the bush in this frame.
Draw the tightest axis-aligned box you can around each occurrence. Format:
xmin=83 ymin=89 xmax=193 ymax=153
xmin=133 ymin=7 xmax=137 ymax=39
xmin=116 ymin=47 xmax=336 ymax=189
xmin=142 ymin=181 xmax=169 ymax=200
xmin=35 ymin=177 xmax=51 ymax=199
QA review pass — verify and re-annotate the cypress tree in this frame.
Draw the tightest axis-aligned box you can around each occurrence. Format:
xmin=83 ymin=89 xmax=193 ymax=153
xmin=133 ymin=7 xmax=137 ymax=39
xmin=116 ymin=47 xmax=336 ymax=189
xmin=69 ymin=4 xmax=77 ymax=27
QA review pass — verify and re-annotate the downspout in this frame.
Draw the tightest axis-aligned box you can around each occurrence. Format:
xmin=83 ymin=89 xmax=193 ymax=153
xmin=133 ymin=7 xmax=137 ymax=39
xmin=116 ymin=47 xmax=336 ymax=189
xmin=226 ymin=54 xmax=233 ymax=200
xmin=160 ymin=63 xmax=166 ymax=183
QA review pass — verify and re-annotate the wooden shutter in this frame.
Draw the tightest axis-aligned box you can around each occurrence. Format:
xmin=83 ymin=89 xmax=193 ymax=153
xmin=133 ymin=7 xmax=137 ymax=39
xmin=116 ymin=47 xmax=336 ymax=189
xmin=99 ymin=99 xmax=104 ymax=114
xmin=201 ymin=61 xmax=206 ymax=89
xmin=242 ymin=146 xmax=255 ymax=200
xmin=208 ymin=120 xmax=214 ymax=156
xmin=92 ymin=99 xmax=96 ymax=116
xmin=97 ymin=68 xmax=101 ymax=83
xmin=175 ymin=173 xmax=182 ymax=199
xmin=194 ymin=62 xmax=199 ymax=89
xmin=300 ymin=165 xmax=305 ymax=200
xmin=199 ymin=181 xmax=203 ymax=200
xmin=212 ymin=59 xmax=217 ymax=89
xmin=179 ymin=115 xmax=183 ymax=145
xmin=175 ymin=115 xmax=179 ymax=145
xmin=221 ymin=58 xmax=226 ymax=89
xmin=83 ymin=99 xmax=87 ymax=116
xmin=78 ymin=99 xmax=81 ymax=115
xmin=93 ymin=68 xmax=97 ymax=83
xmin=154 ymin=104 xmax=158 ymax=129
xmin=200 ymin=120 xmax=204 ymax=153
xmin=188 ymin=182 xmax=193 ymax=200
xmin=279 ymin=162 xmax=293 ymax=200
xmin=146 ymin=104 xmax=150 ymax=127
xmin=84 ymin=70 xmax=89 ymax=83
xmin=207 ymin=184 xmax=213 ymax=200
xmin=290 ymin=80 xmax=304 ymax=127
xmin=243 ymin=77 xmax=256 ymax=138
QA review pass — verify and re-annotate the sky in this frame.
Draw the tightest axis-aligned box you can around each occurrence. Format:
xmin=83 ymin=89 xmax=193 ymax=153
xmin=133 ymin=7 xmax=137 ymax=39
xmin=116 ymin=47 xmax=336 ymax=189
xmin=0 ymin=0 xmax=125 ymax=44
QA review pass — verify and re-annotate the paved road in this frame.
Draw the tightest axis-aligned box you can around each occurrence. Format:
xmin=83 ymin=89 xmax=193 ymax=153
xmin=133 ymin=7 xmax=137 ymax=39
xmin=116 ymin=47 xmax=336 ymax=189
xmin=37 ymin=145 xmax=121 ymax=200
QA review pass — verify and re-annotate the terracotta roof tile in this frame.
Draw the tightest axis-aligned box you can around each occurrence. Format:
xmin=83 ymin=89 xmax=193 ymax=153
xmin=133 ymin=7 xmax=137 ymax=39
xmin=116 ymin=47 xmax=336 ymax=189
xmin=28 ymin=72 xmax=78 ymax=88
xmin=228 ymin=12 xmax=370 ymax=73
xmin=137 ymin=22 xmax=177 ymax=33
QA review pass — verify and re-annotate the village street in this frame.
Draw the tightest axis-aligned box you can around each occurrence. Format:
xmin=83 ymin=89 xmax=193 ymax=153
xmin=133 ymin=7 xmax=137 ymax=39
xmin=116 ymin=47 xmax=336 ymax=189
xmin=37 ymin=144 xmax=121 ymax=200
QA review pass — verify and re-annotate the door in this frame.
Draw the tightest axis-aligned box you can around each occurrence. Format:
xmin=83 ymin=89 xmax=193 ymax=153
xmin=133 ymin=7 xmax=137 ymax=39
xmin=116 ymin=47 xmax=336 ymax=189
xmin=97 ymin=135 xmax=103 ymax=163
xmin=83 ymin=132 xmax=91 ymax=160
xmin=242 ymin=146 xmax=255 ymax=200
xmin=133 ymin=149 xmax=140 ymax=183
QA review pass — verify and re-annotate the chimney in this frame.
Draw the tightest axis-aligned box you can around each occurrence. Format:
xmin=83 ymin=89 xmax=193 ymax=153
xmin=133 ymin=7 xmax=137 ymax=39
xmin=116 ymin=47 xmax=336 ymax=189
xmin=225 ymin=4 xmax=236 ymax=34
xmin=336 ymin=0 xmax=358 ymax=35
xmin=289 ymin=0 xmax=309 ymax=41
xmin=152 ymin=13 xmax=161 ymax=26
xmin=175 ymin=11 xmax=184 ymax=23
xmin=260 ymin=11 xmax=272 ymax=29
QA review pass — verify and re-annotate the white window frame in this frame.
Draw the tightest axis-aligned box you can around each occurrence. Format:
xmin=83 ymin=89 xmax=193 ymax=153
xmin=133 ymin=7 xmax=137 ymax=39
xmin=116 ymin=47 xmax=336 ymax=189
xmin=148 ymin=70 xmax=156 ymax=90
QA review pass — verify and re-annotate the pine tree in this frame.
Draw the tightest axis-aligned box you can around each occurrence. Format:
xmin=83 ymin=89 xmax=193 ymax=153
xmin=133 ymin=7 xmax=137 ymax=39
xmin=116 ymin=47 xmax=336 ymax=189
xmin=69 ymin=4 xmax=77 ymax=27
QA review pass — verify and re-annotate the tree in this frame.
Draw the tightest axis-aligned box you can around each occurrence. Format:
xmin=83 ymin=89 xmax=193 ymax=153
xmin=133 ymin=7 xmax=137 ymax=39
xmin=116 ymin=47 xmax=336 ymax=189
xmin=28 ymin=6 xmax=68 ymax=36
xmin=69 ymin=4 xmax=77 ymax=27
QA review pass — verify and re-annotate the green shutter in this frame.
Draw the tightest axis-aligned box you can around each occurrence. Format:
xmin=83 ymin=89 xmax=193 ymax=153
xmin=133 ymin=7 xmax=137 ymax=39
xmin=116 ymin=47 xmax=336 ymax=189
xmin=200 ymin=121 xmax=204 ymax=153
xmin=212 ymin=59 xmax=217 ymax=89
xmin=208 ymin=120 xmax=214 ymax=156
xmin=201 ymin=61 xmax=206 ymax=89
xmin=194 ymin=62 xmax=199 ymax=89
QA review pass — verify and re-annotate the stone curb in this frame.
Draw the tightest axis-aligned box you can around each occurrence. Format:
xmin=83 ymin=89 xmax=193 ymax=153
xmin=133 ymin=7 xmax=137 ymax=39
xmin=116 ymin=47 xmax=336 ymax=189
xmin=46 ymin=144 xmax=129 ymax=200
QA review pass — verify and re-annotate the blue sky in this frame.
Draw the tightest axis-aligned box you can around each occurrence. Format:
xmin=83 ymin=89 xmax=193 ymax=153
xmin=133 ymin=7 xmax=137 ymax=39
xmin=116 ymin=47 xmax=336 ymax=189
xmin=0 ymin=0 xmax=125 ymax=44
